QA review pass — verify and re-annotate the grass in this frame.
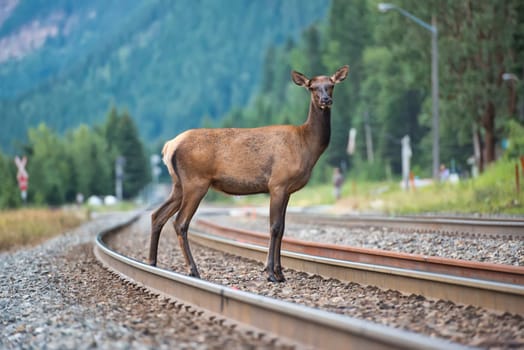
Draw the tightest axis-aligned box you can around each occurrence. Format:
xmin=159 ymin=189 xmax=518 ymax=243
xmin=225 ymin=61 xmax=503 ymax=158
xmin=0 ymin=207 xmax=88 ymax=251
xmin=0 ymin=200 xmax=141 ymax=252
xmin=86 ymin=200 xmax=139 ymax=213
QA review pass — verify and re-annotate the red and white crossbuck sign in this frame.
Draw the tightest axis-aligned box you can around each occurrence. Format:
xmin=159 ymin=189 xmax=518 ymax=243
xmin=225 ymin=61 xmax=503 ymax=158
xmin=14 ymin=156 xmax=29 ymax=193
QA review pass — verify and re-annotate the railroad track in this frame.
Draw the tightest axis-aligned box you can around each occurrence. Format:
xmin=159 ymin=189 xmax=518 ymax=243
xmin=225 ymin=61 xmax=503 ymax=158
xmin=94 ymin=209 xmax=524 ymax=349
xmin=94 ymin=211 xmax=476 ymax=349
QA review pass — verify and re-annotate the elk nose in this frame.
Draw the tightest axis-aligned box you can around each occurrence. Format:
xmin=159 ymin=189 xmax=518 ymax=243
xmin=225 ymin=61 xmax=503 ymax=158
xmin=321 ymin=96 xmax=332 ymax=105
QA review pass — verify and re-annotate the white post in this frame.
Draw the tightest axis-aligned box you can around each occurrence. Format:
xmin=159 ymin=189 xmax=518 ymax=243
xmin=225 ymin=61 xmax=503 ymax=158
xmin=364 ymin=110 xmax=374 ymax=163
xmin=401 ymin=135 xmax=412 ymax=190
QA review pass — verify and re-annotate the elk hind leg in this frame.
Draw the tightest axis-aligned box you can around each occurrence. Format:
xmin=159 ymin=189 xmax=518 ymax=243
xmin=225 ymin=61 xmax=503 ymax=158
xmin=173 ymin=183 xmax=209 ymax=278
xmin=149 ymin=184 xmax=182 ymax=266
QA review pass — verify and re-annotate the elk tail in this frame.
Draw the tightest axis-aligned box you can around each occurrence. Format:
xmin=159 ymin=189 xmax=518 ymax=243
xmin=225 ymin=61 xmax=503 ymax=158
xmin=162 ymin=137 xmax=180 ymax=177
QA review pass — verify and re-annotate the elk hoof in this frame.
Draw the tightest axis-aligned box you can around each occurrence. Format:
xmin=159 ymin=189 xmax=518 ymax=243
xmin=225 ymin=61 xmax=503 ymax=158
xmin=148 ymin=259 xmax=157 ymax=267
xmin=275 ymin=274 xmax=286 ymax=282
xmin=274 ymin=268 xmax=285 ymax=282
xmin=266 ymin=273 xmax=285 ymax=283
xmin=267 ymin=275 xmax=278 ymax=282
xmin=189 ymin=269 xmax=201 ymax=279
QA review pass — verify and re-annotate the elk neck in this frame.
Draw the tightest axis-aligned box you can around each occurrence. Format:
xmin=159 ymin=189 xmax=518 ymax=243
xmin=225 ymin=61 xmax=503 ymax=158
xmin=302 ymin=99 xmax=331 ymax=156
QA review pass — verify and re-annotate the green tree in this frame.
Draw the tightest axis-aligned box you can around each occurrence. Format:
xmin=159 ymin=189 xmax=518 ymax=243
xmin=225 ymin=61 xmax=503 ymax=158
xmin=0 ymin=150 xmax=21 ymax=208
xmin=110 ymin=110 xmax=150 ymax=199
xmin=355 ymin=44 xmax=429 ymax=177
xmin=26 ymin=124 xmax=72 ymax=205
xmin=322 ymin=0 xmax=371 ymax=169
xmin=104 ymin=105 xmax=121 ymax=155
xmin=67 ymin=124 xmax=112 ymax=198
xmin=290 ymin=24 xmax=326 ymax=76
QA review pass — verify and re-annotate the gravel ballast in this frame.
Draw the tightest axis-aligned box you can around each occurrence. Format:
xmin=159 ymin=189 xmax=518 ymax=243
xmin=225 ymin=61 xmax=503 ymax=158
xmin=1 ymin=212 xmax=295 ymax=350
xmin=108 ymin=212 xmax=524 ymax=349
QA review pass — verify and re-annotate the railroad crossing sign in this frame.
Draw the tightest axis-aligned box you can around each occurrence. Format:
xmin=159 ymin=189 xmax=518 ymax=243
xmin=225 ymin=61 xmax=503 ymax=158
xmin=14 ymin=156 xmax=28 ymax=201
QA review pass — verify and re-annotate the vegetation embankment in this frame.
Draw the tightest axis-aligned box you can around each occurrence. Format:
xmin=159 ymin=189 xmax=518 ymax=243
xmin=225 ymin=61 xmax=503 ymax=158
xmin=0 ymin=200 xmax=143 ymax=252
xmin=333 ymin=161 xmax=523 ymax=216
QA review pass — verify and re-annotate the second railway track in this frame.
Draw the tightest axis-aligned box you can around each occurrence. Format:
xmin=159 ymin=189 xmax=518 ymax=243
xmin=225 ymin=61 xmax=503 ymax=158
xmin=192 ymin=218 xmax=524 ymax=314
xmin=194 ymin=218 xmax=523 ymax=285
xmin=95 ymin=209 xmax=524 ymax=349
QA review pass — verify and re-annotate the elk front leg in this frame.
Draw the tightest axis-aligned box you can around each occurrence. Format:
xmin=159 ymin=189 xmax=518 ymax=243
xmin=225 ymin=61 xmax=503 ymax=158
xmin=266 ymin=191 xmax=290 ymax=282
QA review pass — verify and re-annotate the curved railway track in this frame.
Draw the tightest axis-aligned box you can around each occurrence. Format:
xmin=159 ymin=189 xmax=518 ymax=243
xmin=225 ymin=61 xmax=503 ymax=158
xmin=94 ymin=209 xmax=523 ymax=349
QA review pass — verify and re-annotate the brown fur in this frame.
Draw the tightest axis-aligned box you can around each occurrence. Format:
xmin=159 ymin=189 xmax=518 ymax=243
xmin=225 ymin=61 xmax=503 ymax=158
xmin=150 ymin=65 xmax=349 ymax=282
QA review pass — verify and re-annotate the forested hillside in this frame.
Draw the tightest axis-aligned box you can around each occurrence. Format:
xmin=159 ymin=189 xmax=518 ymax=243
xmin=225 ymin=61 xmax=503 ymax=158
xmin=0 ymin=0 xmax=329 ymax=152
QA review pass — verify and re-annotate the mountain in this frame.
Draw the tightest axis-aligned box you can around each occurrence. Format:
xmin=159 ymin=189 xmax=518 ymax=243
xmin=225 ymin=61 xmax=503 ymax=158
xmin=0 ymin=0 xmax=329 ymax=152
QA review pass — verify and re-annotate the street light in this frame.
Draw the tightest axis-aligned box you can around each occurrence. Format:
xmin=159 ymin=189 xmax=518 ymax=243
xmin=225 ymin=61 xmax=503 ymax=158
xmin=378 ymin=3 xmax=440 ymax=180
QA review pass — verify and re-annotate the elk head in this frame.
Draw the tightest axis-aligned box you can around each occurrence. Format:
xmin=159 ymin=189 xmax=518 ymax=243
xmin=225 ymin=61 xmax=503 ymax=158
xmin=291 ymin=65 xmax=349 ymax=110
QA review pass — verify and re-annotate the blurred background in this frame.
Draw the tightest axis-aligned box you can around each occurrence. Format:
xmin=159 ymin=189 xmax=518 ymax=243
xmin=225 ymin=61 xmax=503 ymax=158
xmin=0 ymin=0 xmax=523 ymax=214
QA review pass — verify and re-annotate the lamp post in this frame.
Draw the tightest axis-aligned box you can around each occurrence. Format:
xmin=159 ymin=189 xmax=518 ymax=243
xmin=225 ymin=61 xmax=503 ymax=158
xmin=378 ymin=3 xmax=440 ymax=180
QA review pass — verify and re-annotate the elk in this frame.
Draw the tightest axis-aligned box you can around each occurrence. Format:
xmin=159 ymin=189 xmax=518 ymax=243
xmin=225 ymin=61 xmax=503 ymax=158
xmin=149 ymin=65 xmax=349 ymax=282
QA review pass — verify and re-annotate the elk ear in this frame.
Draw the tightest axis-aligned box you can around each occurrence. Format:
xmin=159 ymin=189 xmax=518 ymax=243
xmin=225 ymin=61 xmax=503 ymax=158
xmin=331 ymin=65 xmax=349 ymax=84
xmin=291 ymin=70 xmax=310 ymax=87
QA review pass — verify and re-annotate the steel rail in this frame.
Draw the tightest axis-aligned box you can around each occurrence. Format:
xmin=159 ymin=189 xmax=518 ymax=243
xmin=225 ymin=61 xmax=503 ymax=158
xmin=93 ymin=215 xmax=469 ymax=350
xmin=190 ymin=223 xmax=524 ymax=314
xmin=285 ymin=213 xmax=524 ymax=238
xmin=194 ymin=219 xmax=524 ymax=285
xmin=402 ymin=214 xmax=524 ymax=224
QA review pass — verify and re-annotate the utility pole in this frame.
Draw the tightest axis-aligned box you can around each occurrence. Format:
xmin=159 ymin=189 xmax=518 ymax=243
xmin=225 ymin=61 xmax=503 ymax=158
xmin=115 ymin=156 xmax=125 ymax=201
xmin=431 ymin=15 xmax=440 ymax=181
